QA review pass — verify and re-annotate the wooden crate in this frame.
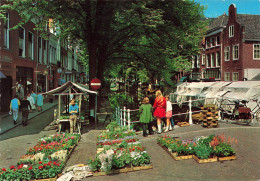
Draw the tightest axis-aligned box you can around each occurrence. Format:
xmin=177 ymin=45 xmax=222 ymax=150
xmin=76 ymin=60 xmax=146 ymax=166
xmin=218 ymin=155 xmax=236 ymax=161
xmin=193 ymin=156 xmax=218 ymax=163
xmin=93 ymin=164 xmax=153 ymax=176
xmin=30 ymin=176 xmax=57 ymax=181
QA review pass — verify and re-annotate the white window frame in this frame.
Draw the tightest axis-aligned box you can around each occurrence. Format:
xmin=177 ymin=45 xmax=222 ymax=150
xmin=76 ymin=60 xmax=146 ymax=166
xmin=197 ymin=55 xmax=200 ymax=68
xmin=224 ymin=72 xmax=230 ymax=81
xmin=206 ymin=39 xmax=210 ymax=49
xmin=28 ymin=31 xmax=34 ymax=60
xmin=211 ymin=53 xmax=215 ymax=67
xmin=216 ymin=36 xmax=220 ymax=46
xmin=224 ymin=46 xmax=230 ymax=61
xmin=206 ymin=54 xmax=210 ymax=68
xmin=4 ymin=12 xmax=9 ymax=49
xmin=233 ymin=44 xmax=239 ymax=60
xmin=18 ymin=26 xmax=25 ymax=57
xmin=253 ymin=44 xmax=260 ymax=60
xmin=216 ymin=52 xmax=220 ymax=67
xmin=229 ymin=25 xmax=234 ymax=37
xmin=202 ymin=54 xmax=205 ymax=65
xmin=210 ymin=37 xmax=215 ymax=47
xmin=233 ymin=72 xmax=239 ymax=81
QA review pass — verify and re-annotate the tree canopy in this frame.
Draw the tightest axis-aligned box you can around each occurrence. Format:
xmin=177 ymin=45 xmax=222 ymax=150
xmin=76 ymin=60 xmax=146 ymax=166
xmin=1 ymin=0 xmax=207 ymax=86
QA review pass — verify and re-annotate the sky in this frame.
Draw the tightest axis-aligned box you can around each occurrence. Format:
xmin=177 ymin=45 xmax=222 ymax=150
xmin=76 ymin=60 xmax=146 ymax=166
xmin=193 ymin=0 xmax=260 ymax=18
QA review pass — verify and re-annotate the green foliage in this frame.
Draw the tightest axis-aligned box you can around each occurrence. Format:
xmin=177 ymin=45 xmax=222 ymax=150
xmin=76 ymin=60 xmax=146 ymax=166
xmin=105 ymin=121 xmax=120 ymax=132
xmin=214 ymin=143 xmax=236 ymax=157
xmin=108 ymin=93 xmax=134 ymax=110
xmin=194 ymin=144 xmax=213 ymax=159
xmin=87 ymin=158 xmax=101 ymax=172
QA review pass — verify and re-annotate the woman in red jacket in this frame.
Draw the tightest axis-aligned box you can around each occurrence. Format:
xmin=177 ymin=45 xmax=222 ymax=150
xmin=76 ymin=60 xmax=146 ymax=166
xmin=153 ymin=90 xmax=166 ymax=134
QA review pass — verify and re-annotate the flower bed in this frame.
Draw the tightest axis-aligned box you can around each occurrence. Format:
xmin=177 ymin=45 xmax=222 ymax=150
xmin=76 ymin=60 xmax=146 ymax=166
xmin=0 ymin=133 xmax=80 ymax=180
xmin=158 ymin=134 xmax=237 ymax=163
xmin=88 ymin=122 xmax=152 ymax=176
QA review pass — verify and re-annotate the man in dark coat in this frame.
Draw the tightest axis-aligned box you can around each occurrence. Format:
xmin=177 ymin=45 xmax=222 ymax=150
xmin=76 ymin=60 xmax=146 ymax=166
xmin=20 ymin=97 xmax=32 ymax=126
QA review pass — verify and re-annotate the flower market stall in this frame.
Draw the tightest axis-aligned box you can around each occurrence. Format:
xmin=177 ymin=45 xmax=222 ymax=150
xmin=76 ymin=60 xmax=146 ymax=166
xmin=157 ymin=134 xmax=237 ymax=164
xmin=42 ymin=81 xmax=98 ymax=133
xmin=86 ymin=121 xmax=153 ymax=176
xmin=0 ymin=133 xmax=81 ymax=180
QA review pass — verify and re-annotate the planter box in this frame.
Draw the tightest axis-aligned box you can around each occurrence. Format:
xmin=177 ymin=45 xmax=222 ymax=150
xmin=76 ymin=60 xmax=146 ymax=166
xmin=97 ymin=148 xmax=104 ymax=154
xmin=93 ymin=164 xmax=153 ymax=176
xmin=157 ymin=143 xmax=193 ymax=161
xmin=218 ymin=155 xmax=236 ymax=161
xmin=30 ymin=176 xmax=57 ymax=181
xmin=193 ymin=155 xmax=218 ymax=163
xmin=172 ymin=152 xmax=194 ymax=161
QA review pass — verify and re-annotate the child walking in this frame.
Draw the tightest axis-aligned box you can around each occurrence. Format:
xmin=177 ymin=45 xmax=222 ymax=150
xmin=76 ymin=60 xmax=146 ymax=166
xmin=164 ymin=95 xmax=173 ymax=132
xmin=139 ymin=97 xmax=153 ymax=137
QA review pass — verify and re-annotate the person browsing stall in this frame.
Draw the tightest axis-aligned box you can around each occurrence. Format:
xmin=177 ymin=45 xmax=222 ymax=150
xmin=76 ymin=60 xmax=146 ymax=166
xmin=69 ymin=100 xmax=79 ymax=133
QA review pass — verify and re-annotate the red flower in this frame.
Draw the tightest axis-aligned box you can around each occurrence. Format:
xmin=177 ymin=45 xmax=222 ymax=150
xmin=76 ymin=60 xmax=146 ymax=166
xmin=10 ymin=166 xmax=15 ymax=169
xmin=28 ymin=166 xmax=33 ymax=170
xmin=17 ymin=165 xmax=23 ymax=169
xmin=44 ymin=164 xmax=47 ymax=167
xmin=114 ymin=150 xmax=117 ymax=154
xmin=2 ymin=168 xmax=6 ymax=172
xmin=39 ymin=161 xmax=42 ymax=164
xmin=38 ymin=166 xmax=44 ymax=170
xmin=13 ymin=169 xmax=16 ymax=171
xmin=48 ymin=163 xmax=51 ymax=166
xmin=53 ymin=162 xmax=57 ymax=166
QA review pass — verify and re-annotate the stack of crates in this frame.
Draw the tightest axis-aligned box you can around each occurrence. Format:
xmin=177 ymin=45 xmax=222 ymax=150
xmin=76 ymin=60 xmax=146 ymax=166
xmin=201 ymin=104 xmax=219 ymax=128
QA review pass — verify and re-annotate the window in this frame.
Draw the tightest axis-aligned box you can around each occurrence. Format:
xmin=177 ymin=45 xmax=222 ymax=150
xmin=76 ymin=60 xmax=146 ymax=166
xmin=211 ymin=53 xmax=215 ymax=67
xmin=216 ymin=52 xmax=220 ymax=67
xmin=224 ymin=46 xmax=230 ymax=61
xmin=210 ymin=37 xmax=215 ymax=47
xmin=18 ymin=27 xmax=25 ymax=57
xmin=202 ymin=54 xmax=205 ymax=65
xmin=233 ymin=72 xmax=239 ymax=81
xmin=206 ymin=40 xmax=210 ymax=49
xmin=229 ymin=25 xmax=234 ymax=37
xmin=216 ymin=36 xmax=220 ymax=45
xmin=43 ymin=40 xmax=47 ymax=64
xmin=224 ymin=72 xmax=230 ymax=81
xmin=38 ymin=37 xmax=42 ymax=63
xmin=4 ymin=13 xmax=9 ymax=49
xmin=206 ymin=54 xmax=210 ymax=68
xmin=254 ymin=44 xmax=260 ymax=59
xmin=233 ymin=45 xmax=239 ymax=60
xmin=28 ymin=32 xmax=34 ymax=60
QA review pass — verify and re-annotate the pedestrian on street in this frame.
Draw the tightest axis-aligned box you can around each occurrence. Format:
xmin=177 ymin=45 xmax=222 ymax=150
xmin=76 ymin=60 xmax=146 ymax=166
xmin=164 ymin=95 xmax=173 ymax=132
xmin=20 ymin=97 xmax=32 ymax=126
xmin=19 ymin=85 xmax=24 ymax=101
xmin=10 ymin=95 xmax=20 ymax=124
xmin=153 ymin=90 xmax=166 ymax=134
xmin=69 ymin=100 xmax=79 ymax=133
xmin=37 ymin=92 xmax=43 ymax=111
xmin=27 ymin=93 xmax=35 ymax=112
xmin=31 ymin=90 xmax=37 ymax=108
xmin=139 ymin=97 xmax=154 ymax=137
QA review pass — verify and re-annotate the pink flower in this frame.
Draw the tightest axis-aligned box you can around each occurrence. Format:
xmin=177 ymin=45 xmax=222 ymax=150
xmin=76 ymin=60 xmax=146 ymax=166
xmin=71 ymin=136 xmax=74 ymax=140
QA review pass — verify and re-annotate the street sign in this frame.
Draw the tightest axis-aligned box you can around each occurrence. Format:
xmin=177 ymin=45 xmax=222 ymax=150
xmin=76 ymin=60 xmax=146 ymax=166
xmin=90 ymin=78 xmax=101 ymax=90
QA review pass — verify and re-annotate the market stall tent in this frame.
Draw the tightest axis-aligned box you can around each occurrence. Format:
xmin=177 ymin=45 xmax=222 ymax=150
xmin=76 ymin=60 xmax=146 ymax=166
xmin=42 ymin=81 xmax=98 ymax=129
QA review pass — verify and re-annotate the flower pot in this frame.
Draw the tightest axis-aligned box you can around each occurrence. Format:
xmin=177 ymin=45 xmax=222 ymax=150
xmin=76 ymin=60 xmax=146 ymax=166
xmin=172 ymin=153 xmax=194 ymax=161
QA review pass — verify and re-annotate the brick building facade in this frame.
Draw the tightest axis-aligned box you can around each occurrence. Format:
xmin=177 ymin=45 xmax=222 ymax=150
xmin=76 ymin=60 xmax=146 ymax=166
xmin=0 ymin=9 xmax=86 ymax=112
xmin=192 ymin=4 xmax=260 ymax=82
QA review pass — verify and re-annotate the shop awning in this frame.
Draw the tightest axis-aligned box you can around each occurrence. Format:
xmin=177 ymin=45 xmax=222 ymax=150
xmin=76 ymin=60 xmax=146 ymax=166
xmin=0 ymin=71 xmax=7 ymax=79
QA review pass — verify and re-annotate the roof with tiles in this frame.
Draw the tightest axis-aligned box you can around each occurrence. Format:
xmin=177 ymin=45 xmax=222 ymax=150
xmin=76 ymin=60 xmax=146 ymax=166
xmin=207 ymin=13 xmax=260 ymax=40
